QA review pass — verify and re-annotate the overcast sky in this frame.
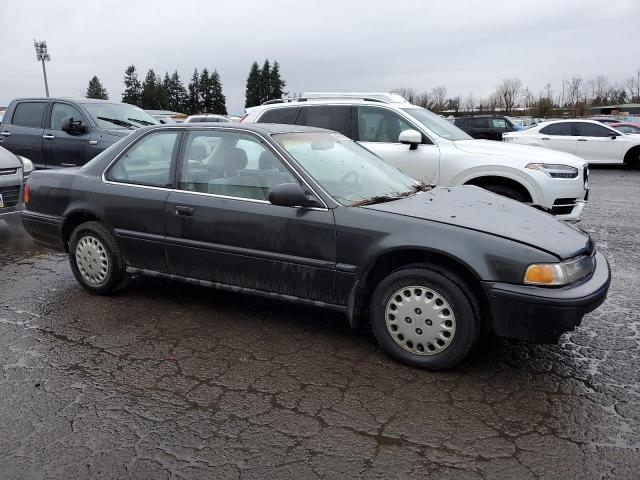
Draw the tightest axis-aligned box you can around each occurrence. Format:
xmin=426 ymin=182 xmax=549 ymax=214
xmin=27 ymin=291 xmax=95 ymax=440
xmin=1 ymin=0 xmax=638 ymax=114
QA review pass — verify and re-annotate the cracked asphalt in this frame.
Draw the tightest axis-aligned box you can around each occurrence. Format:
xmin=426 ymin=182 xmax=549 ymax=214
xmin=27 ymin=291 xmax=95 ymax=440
xmin=1 ymin=167 xmax=638 ymax=479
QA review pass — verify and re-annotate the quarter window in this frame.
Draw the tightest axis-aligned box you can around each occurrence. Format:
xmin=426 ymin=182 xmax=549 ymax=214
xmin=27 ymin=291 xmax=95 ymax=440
xmin=178 ymin=131 xmax=297 ymax=201
xmin=258 ymin=107 xmax=298 ymax=124
xmin=576 ymin=122 xmax=614 ymax=137
xmin=108 ymin=131 xmax=179 ymax=187
xmin=357 ymin=106 xmax=417 ymax=143
xmin=50 ymin=103 xmax=86 ymax=130
xmin=12 ymin=102 xmax=46 ymax=128
xmin=540 ymin=123 xmax=573 ymax=136
xmin=296 ymin=106 xmax=351 ymax=137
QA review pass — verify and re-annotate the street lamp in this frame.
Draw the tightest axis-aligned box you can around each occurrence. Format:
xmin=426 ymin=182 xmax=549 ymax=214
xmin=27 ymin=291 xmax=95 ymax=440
xmin=34 ymin=40 xmax=50 ymax=97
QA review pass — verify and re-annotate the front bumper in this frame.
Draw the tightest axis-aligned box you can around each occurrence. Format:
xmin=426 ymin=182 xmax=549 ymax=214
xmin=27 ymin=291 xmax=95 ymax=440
xmin=483 ymin=252 xmax=610 ymax=343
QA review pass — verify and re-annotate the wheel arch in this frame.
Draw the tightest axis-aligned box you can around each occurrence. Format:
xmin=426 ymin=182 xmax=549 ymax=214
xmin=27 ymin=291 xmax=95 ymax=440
xmin=463 ymin=175 xmax=534 ymax=203
xmin=61 ymin=210 xmax=103 ymax=252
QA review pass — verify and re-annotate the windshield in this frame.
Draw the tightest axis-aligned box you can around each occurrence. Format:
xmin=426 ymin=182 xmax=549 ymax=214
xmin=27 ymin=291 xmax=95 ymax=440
xmin=402 ymin=107 xmax=472 ymax=141
xmin=83 ymin=103 xmax=159 ymax=129
xmin=274 ymin=132 xmax=418 ymax=206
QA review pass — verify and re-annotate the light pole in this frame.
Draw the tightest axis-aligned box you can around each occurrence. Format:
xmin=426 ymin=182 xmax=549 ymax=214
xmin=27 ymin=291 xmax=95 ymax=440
xmin=34 ymin=40 xmax=50 ymax=97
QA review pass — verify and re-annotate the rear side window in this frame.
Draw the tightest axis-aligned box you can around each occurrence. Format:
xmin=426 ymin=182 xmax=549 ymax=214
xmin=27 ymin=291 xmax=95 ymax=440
xmin=258 ymin=107 xmax=298 ymax=125
xmin=12 ymin=102 xmax=47 ymax=128
xmin=296 ymin=106 xmax=351 ymax=137
xmin=467 ymin=117 xmax=487 ymax=128
xmin=540 ymin=123 xmax=573 ymax=136
xmin=576 ymin=122 xmax=613 ymax=137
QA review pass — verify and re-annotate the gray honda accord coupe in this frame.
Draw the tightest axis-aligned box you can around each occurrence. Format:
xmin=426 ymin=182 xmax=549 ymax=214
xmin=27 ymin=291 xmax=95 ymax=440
xmin=21 ymin=123 xmax=610 ymax=369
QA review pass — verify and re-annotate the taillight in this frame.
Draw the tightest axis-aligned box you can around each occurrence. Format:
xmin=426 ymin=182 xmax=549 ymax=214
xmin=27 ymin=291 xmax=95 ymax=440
xmin=23 ymin=182 xmax=30 ymax=204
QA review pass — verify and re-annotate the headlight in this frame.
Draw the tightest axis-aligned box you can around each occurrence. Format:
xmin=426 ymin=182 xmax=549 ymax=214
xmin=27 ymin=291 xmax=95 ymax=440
xmin=524 ymin=255 xmax=594 ymax=286
xmin=526 ymin=163 xmax=578 ymax=178
xmin=19 ymin=156 xmax=34 ymax=176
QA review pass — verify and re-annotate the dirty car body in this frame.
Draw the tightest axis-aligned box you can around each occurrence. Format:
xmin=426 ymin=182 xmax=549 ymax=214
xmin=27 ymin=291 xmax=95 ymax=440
xmin=21 ymin=123 xmax=611 ymax=369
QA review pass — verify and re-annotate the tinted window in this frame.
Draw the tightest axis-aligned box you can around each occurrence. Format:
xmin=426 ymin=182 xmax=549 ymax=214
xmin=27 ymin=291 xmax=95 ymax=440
xmin=576 ymin=122 xmax=614 ymax=137
xmin=297 ymin=106 xmax=351 ymax=137
xmin=467 ymin=117 xmax=487 ymax=128
xmin=12 ymin=102 xmax=46 ymax=128
xmin=178 ymin=131 xmax=297 ymax=201
xmin=258 ymin=107 xmax=298 ymax=124
xmin=357 ymin=106 xmax=416 ymax=143
xmin=50 ymin=103 xmax=86 ymax=130
xmin=540 ymin=123 xmax=573 ymax=136
xmin=109 ymin=131 xmax=179 ymax=186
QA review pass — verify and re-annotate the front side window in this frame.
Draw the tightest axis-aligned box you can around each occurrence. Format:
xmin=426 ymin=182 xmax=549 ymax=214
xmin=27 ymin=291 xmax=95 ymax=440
xmin=83 ymin=103 xmax=158 ymax=130
xmin=50 ymin=103 xmax=86 ymax=130
xmin=296 ymin=106 xmax=351 ymax=137
xmin=540 ymin=122 xmax=573 ymax=136
xmin=12 ymin=102 xmax=47 ymax=128
xmin=357 ymin=106 xmax=417 ymax=143
xmin=108 ymin=131 xmax=179 ymax=186
xmin=275 ymin=132 xmax=416 ymax=206
xmin=401 ymin=107 xmax=471 ymax=141
xmin=576 ymin=122 xmax=615 ymax=137
xmin=178 ymin=130 xmax=297 ymax=201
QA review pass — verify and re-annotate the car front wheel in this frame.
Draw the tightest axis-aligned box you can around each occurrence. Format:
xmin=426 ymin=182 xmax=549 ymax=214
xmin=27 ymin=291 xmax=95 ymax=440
xmin=68 ymin=221 xmax=128 ymax=294
xmin=370 ymin=265 xmax=479 ymax=370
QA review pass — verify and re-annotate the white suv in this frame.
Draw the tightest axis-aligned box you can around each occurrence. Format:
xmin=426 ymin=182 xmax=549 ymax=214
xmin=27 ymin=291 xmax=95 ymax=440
xmin=243 ymin=93 xmax=589 ymax=221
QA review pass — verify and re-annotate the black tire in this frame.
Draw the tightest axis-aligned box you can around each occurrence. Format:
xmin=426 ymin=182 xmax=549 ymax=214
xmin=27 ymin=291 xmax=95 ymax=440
xmin=482 ymin=184 xmax=526 ymax=202
xmin=68 ymin=221 xmax=128 ymax=295
xmin=624 ymin=149 xmax=640 ymax=169
xmin=369 ymin=265 xmax=479 ymax=370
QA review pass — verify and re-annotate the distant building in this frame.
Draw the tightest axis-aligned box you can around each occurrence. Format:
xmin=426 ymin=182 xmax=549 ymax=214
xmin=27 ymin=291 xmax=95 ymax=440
xmin=587 ymin=103 xmax=640 ymax=115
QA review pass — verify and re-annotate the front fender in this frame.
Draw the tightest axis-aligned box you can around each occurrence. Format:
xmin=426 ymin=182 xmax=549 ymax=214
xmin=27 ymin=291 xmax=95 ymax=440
xmin=452 ymin=166 xmax=543 ymax=205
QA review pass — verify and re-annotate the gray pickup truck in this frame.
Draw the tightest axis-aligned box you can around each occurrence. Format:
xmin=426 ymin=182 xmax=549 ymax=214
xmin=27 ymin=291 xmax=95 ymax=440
xmin=0 ymin=98 xmax=159 ymax=169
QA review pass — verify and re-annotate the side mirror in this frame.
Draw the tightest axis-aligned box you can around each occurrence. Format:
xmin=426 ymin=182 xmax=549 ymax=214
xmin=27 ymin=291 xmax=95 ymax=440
xmin=269 ymin=183 xmax=321 ymax=208
xmin=608 ymin=132 xmax=618 ymax=139
xmin=61 ymin=116 xmax=88 ymax=135
xmin=60 ymin=117 xmax=72 ymax=133
xmin=399 ymin=129 xmax=422 ymax=150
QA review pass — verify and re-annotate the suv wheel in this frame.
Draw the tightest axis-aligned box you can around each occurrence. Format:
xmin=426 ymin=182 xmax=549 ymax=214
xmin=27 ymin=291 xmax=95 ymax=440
xmin=370 ymin=265 xmax=479 ymax=370
xmin=68 ymin=221 xmax=128 ymax=294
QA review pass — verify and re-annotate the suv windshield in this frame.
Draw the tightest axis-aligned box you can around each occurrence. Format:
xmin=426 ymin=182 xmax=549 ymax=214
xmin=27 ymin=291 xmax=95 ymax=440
xmin=274 ymin=132 xmax=418 ymax=206
xmin=83 ymin=103 xmax=159 ymax=129
xmin=402 ymin=107 xmax=472 ymax=141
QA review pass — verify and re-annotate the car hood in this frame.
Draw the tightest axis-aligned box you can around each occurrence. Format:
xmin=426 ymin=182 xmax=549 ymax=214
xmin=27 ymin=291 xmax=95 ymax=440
xmin=364 ymin=186 xmax=591 ymax=259
xmin=0 ymin=146 xmax=22 ymax=168
xmin=453 ymin=139 xmax=586 ymax=167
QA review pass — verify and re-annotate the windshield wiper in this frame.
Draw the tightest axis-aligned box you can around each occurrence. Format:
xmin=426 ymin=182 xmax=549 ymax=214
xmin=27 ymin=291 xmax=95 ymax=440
xmin=127 ymin=117 xmax=155 ymax=126
xmin=351 ymin=182 xmax=434 ymax=207
xmin=97 ymin=116 xmax=137 ymax=129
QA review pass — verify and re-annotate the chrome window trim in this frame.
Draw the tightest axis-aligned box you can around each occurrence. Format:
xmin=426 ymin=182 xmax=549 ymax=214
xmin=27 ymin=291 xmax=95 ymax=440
xmin=101 ymin=125 xmax=330 ymax=211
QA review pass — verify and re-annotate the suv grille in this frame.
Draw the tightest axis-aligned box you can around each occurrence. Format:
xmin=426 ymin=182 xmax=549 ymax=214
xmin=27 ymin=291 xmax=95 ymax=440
xmin=0 ymin=185 xmax=21 ymax=208
xmin=551 ymin=198 xmax=577 ymax=215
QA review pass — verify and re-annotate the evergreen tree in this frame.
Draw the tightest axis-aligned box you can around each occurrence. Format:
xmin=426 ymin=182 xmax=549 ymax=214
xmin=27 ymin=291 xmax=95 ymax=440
xmin=269 ymin=61 xmax=286 ymax=100
xmin=199 ymin=68 xmax=213 ymax=113
xmin=85 ymin=76 xmax=109 ymax=100
xmin=244 ymin=61 xmax=261 ymax=108
xmin=210 ymin=70 xmax=227 ymax=115
xmin=259 ymin=59 xmax=271 ymax=104
xmin=187 ymin=68 xmax=201 ymax=115
xmin=167 ymin=71 xmax=188 ymax=112
xmin=121 ymin=65 xmax=142 ymax=106
xmin=141 ymin=69 xmax=159 ymax=109
xmin=157 ymin=72 xmax=171 ymax=110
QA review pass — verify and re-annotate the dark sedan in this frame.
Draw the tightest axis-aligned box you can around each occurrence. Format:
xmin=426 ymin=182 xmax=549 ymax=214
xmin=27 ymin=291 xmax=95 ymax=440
xmin=21 ymin=124 xmax=611 ymax=369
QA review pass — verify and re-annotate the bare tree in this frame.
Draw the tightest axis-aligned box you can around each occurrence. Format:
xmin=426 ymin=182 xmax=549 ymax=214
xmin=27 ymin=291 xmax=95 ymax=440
xmin=390 ymin=87 xmax=417 ymax=104
xmin=623 ymin=69 xmax=640 ymax=102
xmin=566 ymin=76 xmax=583 ymax=107
xmin=463 ymin=93 xmax=476 ymax=112
xmin=494 ymin=78 xmax=522 ymax=114
xmin=430 ymin=85 xmax=447 ymax=112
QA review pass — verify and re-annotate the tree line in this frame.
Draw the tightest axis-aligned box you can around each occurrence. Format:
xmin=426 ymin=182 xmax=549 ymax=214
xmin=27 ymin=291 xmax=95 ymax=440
xmin=393 ymin=69 xmax=640 ymax=117
xmin=85 ymin=59 xmax=287 ymax=115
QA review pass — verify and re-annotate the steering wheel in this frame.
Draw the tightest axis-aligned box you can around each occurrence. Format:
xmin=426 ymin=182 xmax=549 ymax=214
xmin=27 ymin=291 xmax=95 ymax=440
xmin=340 ymin=170 xmax=359 ymax=184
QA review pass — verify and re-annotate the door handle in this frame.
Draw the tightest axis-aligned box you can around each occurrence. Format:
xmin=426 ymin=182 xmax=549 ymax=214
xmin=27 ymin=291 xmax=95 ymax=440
xmin=0 ymin=131 xmax=11 ymax=137
xmin=541 ymin=137 xmax=550 ymax=141
xmin=61 ymin=163 xmax=77 ymax=167
xmin=42 ymin=134 xmax=55 ymax=140
xmin=174 ymin=205 xmax=194 ymax=216
xmin=577 ymin=138 xmax=587 ymax=141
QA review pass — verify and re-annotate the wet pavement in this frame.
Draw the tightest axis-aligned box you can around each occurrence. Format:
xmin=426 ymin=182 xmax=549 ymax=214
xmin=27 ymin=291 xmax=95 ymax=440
xmin=0 ymin=168 xmax=638 ymax=479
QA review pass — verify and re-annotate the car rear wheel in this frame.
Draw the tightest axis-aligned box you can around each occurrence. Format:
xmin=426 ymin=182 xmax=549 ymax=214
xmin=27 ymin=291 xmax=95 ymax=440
xmin=68 ymin=221 xmax=128 ymax=294
xmin=482 ymin=184 xmax=526 ymax=202
xmin=370 ymin=265 xmax=479 ymax=370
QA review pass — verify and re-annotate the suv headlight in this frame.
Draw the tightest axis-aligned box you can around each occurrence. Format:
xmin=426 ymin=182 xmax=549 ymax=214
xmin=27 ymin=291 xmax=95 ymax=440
xmin=19 ymin=156 xmax=34 ymax=176
xmin=524 ymin=255 xmax=594 ymax=286
xmin=526 ymin=163 xmax=578 ymax=178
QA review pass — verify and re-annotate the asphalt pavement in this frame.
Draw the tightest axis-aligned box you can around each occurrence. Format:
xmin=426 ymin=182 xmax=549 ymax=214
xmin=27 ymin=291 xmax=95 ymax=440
xmin=0 ymin=167 xmax=638 ymax=479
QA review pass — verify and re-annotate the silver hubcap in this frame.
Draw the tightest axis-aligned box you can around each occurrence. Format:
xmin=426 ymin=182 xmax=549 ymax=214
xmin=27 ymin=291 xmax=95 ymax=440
xmin=385 ymin=285 xmax=456 ymax=355
xmin=75 ymin=235 xmax=109 ymax=285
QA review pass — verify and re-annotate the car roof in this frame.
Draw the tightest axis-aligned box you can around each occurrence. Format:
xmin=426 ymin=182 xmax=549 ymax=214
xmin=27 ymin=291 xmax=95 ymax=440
xmin=143 ymin=122 xmax=331 ymax=135
xmin=10 ymin=97 xmax=126 ymax=105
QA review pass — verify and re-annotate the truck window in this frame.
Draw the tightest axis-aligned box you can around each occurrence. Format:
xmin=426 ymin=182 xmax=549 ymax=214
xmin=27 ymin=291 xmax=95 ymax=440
xmin=12 ymin=102 xmax=47 ymax=128
xmin=50 ymin=103 xmax=86 ymax=130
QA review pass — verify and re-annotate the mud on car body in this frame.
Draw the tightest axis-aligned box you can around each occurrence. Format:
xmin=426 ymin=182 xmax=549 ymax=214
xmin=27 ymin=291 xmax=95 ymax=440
xmin=21 ymin=123 xmax=610 ymax=370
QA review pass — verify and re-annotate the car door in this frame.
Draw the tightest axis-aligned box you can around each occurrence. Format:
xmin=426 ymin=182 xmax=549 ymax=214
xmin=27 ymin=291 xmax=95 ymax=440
xmin=538 ymin=122 xmax=577 ymax=154
xmin=355 ymin=105 xmax=440 ymax=184
xmin=466 ymin=117 xmax=489 ymax=139
xmin=43 ymin=102 xmax=91 ymax=168
xmin=575 ymin=122 xmax=627 ymax=164
xmin=164 ymin=129 xmax=337 ymax=304
xmin=0 ymin=101 xmax=47 ymax=168
xmin=101 ymin=129 xmax=182 ymax=272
